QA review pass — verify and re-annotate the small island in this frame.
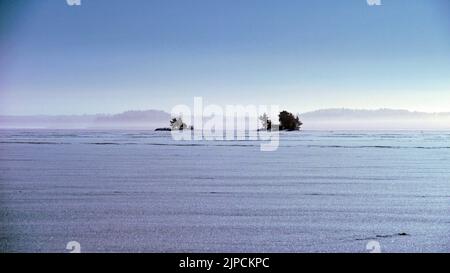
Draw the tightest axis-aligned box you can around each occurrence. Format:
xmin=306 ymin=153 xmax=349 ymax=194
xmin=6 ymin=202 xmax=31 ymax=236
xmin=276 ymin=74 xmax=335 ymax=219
xmin=259 ymin=110 xmax=302 ymax=131
xmin=156 ymin=111 xmax=302 ymax=132
xmin=155 ymin=117 xmax=193 ymax=131
xmin=154 ymin=127 xmax=171 ymax=131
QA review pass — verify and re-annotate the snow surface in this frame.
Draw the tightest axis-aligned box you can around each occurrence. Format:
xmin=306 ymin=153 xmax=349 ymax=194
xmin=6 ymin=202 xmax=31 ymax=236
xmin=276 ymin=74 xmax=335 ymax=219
xmin=0 ymin=130 xmax=449 ymax=252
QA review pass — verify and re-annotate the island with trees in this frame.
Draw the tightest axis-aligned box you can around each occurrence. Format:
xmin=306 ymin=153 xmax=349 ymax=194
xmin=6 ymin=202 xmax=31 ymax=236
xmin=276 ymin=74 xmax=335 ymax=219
xmin=156 ymin=110 xmax=302 ymax=131
xmin=155 ymin=117 xmax=193 ymax=131
xmin=259 ymin=110 xmax=302 ymax=131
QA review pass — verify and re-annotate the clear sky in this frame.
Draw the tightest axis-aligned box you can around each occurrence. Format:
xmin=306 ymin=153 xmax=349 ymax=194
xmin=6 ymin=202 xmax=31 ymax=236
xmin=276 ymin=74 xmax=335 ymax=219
xmin=0 ymin=0 xmax=449 ymax=115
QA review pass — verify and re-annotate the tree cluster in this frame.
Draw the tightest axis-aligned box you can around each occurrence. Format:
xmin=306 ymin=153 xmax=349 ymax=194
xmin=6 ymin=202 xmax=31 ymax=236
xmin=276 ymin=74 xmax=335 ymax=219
xmin=259 ymin=111 xmax=302 ymax=131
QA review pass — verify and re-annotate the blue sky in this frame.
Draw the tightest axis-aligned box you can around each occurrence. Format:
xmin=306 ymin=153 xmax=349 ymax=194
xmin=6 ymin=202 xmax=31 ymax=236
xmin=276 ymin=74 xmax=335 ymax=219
xmin=0 ymin=0 xmax=449 ymax=115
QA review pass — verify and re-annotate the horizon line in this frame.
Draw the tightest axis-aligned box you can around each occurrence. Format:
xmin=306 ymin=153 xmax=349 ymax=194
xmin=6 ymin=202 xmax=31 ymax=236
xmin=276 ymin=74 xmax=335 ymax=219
xmin=2 ymin=107 xmax=450 ymax=117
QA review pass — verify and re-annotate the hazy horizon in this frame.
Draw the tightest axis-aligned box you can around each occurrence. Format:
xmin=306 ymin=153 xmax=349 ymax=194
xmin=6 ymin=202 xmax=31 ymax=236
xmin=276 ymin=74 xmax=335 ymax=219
xmin=2 ymin=107 xmax=450 ymax=117
xmin=2 ymin=107 xmax=450 ymax=130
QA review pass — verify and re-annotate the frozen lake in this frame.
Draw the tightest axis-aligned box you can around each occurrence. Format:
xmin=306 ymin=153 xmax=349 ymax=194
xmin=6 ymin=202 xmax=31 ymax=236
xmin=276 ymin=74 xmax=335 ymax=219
xmin=0 ymin=130 xmax=449 ymax=252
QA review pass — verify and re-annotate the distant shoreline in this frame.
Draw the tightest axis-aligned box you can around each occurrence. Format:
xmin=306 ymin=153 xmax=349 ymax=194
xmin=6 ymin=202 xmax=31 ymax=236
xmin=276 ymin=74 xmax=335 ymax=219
xmin=1 ymin=108 xmax=450 ymax=130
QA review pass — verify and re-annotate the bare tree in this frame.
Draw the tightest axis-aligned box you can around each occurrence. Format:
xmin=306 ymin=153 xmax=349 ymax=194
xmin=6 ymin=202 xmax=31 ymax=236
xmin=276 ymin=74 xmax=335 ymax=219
xmin=259 ymin=113 xmax=272 ymax=130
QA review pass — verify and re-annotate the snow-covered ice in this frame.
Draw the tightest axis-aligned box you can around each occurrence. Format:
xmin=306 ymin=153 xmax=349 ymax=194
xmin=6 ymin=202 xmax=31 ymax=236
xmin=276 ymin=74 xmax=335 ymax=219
xmin=0 ymin=130 xmax=449 ymax=252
